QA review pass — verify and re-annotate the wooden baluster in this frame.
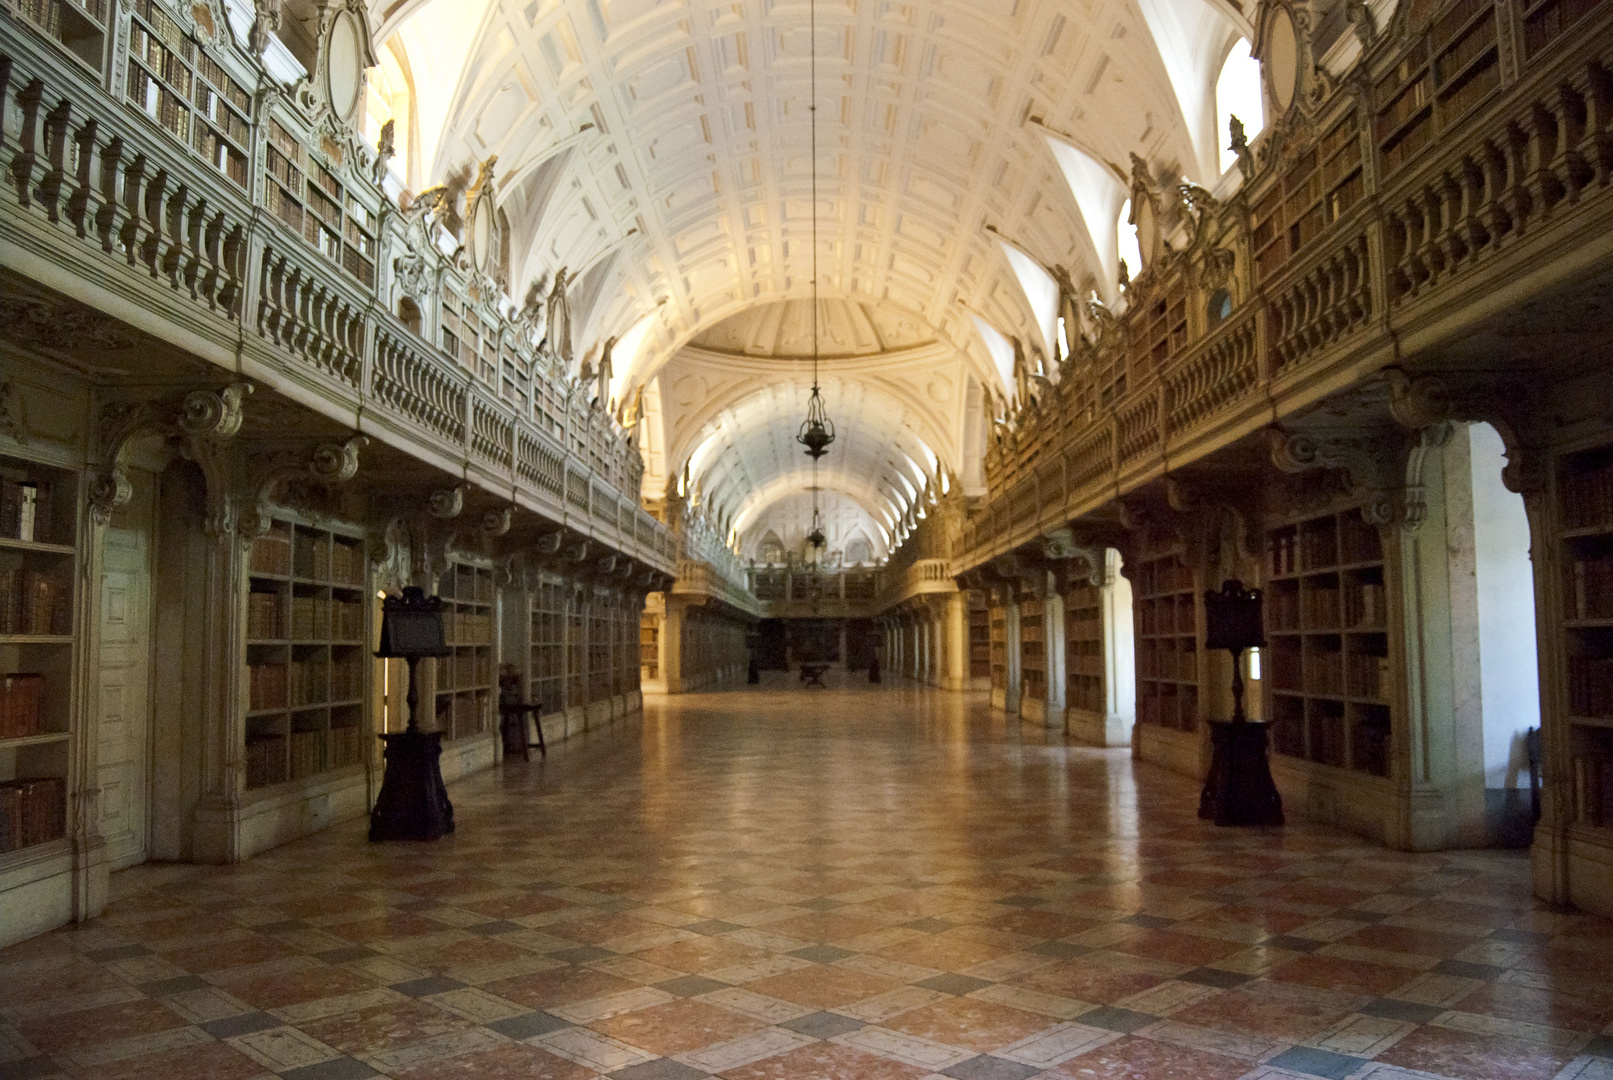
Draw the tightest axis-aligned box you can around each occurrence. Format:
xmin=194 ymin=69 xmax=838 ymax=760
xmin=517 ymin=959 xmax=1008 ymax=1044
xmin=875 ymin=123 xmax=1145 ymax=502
xmin=1413 ymin=186 xmax=1442 ymax=286
xmin=159 ymin=182 xmax=189 ymax=288
xmin=138 ymin=168 xmax=168 ymax=275
xmin=1496 ymin=122 xmax=1533 ymax=238
xmin=36 ymin=98 xmax=72 ymax=222
xmin=1475 ymin=139 xmax=1511 ymax=249
xmin=181 ymin=195 xmax=207 ymax=298
xmin=1433 ymin=173 xmax=1466 ymax=271
xmin=9 ymin=78 xmax=45 ymax=208
xmin=66 ymin=117 xmax=98 ymax=238
xmin=1454 ymin=154 xmax=1489 ymax=264
xmin=1579 ymin=61 xmax=1613 ymax=188
xmin=199 ymin=210 xmax=224 ymax=306
xmin=1520 ymin=104 xmax=1563 ymax=224
xmin=94 ymin=135 xmax=126 ymax=253
xmin=117 ymin=152 xmax=146 ymax=264
xmin=1548 ymin=82 xmax=1591 ymax=205
xmin=255 ymin=249 xmax=276 ymax=336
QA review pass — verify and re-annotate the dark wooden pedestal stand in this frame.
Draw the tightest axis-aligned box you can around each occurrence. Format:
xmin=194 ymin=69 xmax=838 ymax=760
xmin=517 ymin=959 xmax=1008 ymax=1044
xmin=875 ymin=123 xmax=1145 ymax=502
xmin=370 ymin=589 xmax=455 ymax=842
xmin=1198 ymin=582 xmax=1284 ymax=827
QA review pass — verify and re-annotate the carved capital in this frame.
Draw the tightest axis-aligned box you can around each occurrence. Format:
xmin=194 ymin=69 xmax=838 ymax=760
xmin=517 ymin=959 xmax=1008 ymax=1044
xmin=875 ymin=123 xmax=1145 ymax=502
xmin=88 ymin=465 xmax=132 ymax=526
xmin=481 ymin=506 xmax=513 ymax=537
xmin=1269 ymin=425 xmax=1416 ymax=528
xmin=310 ymin=435 xmax=368 ymax=482
xmin=428 ymin=485 xmax=465 ymax=519
xmin=1384 ymin=367 xmax=1543 ymax=494
xmin=179 ymin=382 xmax=252 ymax=442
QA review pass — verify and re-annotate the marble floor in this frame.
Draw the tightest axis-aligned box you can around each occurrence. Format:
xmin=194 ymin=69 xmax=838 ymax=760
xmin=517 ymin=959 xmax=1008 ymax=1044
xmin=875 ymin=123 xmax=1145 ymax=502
xmin=4 ymin=675 xmax=1613 ymax=1080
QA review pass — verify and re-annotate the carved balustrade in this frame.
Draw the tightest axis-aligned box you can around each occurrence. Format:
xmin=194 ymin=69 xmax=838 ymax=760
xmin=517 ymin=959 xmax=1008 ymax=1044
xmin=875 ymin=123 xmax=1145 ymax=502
xmin=0 ymin=16 xmax=670 ymax=572
xmin=961 ymin=1 xmax=1613 ymax=575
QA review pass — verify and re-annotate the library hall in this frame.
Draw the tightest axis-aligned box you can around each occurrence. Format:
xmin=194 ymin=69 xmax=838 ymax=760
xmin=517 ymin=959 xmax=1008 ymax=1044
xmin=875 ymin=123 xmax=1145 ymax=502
xmin=4 ymin=0 xmax=1613 ymax=1077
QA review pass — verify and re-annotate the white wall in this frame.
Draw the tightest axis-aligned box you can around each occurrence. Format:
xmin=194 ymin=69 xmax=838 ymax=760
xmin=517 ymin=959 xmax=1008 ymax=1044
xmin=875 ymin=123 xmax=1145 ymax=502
xmin=1469 ymin=422 xmax=1540 ymax=788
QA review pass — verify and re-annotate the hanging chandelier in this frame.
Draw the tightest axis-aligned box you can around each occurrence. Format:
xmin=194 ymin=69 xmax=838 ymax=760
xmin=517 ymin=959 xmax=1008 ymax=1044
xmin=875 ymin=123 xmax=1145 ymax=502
xmin=798 ymin=0 xmax=832 ymax=552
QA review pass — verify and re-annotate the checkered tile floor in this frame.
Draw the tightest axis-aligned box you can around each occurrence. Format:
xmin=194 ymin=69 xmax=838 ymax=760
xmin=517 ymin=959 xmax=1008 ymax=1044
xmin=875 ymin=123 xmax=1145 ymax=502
xmin=4 ymin=675 xmax=1612 ymax=1080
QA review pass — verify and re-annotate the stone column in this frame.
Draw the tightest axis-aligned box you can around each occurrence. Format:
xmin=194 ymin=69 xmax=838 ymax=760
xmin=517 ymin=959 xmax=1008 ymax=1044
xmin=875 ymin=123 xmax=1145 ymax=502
xmin=943 ymin=592 xmax=968 ymax=691
xmin=1043 ymin=579 xmax=1067 ymax=728
xmin=1004 ymin=597 xmax=1022 ymax=716
xmin=661 ymin=596 xmax=687 ymax=693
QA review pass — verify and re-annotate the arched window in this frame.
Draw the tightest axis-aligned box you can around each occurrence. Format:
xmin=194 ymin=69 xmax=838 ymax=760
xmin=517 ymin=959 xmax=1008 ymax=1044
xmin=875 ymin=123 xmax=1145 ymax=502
xmin=365 ymin=40 xmax=415 ymax=187
xmin=1216 ymin=38 xmax=1265 ymax=174
xmin=845 ymin=536 xmax=872 ymax=565
xmin=1116 ymin=199 xmax=1142 ymax=286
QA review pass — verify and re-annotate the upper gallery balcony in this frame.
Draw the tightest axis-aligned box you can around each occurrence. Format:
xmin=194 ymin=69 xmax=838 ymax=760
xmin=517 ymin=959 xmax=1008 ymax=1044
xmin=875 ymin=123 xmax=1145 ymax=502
xmin=965 ymin=0 xmax=1613 ymax=569
xmin=0 ymin=0 xmax=674 ymax=571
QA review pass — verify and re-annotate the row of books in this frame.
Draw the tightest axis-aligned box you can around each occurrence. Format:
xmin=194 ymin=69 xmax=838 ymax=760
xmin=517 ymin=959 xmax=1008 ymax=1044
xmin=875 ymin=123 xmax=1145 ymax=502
xmin=288 ymin=596 xmax=363 ymax=641
xmin=1068 ymin=674 xmax=1105 ymax=713
xmin=1565 ymin=558 xmax=1613 ymax=621
xmin=246 ymin=735 xmax=287 ymax=789
xmin=0 ymin=478 xmax=54 ymax=544
xmin=252 ymin=658 xmax=363 ymax=710
xmin=1568 ymin=656 xmax=1613 ymax=719
xmin=249 ymin=532 xmax=365 ymax=584
xmin=1564 ymin=461 xmax=1613 ymax=530
xmin=1137 ymin=681 xmax=1198 ymax=730
xmin=447 ymin=612 xmax=494 ymax=645
xmin=1137 ymin=602 xmax=1194 ymax=637
xmin=0 ymin=569 xmax=71 ymax=636
xmin=1137 ymin=561 xmax=1193 ymax=596
xmin=0 ymin=777 xmax=66 ymax=853
xmin=1269 ymin=582 xmax=1387 ymax=632
xmin=1 ymin=674 xmax=46 ymax=738
xmin=446 ymin=652 xmax=494 ymax=689
xmin=248 ymin=592 xmax=280 ymax=639
xmin=1136 ymin=642 xmax=1197 ymax=681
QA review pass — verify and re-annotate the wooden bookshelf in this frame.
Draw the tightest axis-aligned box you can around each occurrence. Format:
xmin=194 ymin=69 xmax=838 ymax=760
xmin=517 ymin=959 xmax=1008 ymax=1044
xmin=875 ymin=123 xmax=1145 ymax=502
xmin=125 ymin=0 xmax=250 ymax=189
xmin=1374 ymin=0 xmax=1501 ymax=183
xmin=1558 ymin=445 xmax=1613 ymax=829
xmin=14 ymin=0 xmax=107 ymax=73
xmin=1265 ymin=508 xmax=1392 ymax=777
xmin=1129 ymin=294 xmax=1187 ymax=376
xmin=531 ymin=577 xmax=566 ymax=714
xmin=567 ymin=589 xmax=587 ymax=707
xmin=1523 ymin=0 xmax=1601 ymax=61
xmin=641 ymin=613 xmax=659 ymax=681
xmin=589 ymin=592 xmax=613 ymax=701
xmin=1251 ymin=111 xmax=1362 ymax=282
xmin=264 ymin=118 xmax=377 ymax=289
xmin=989 ymin=602 xmax=1009 ymax=694
xmin=1133 ymin=533 xmax=1199 ymax=732
xmin=615 ymin=597 xmax=637 ymax=697
xmin=0 ymin=453 xmax=77 ymax=855
xmin=968 ymin=592 xmax=992 ymax=681
xmin=436 ymin=563 xmax=493 ymax=741
xmin=1020 ymin=596 xmax=1047 ymax=705
xmin=244 ymin=520 xmax=367 ymax=790
xmin=1066 ymin=580 xmax=1106 ymax=715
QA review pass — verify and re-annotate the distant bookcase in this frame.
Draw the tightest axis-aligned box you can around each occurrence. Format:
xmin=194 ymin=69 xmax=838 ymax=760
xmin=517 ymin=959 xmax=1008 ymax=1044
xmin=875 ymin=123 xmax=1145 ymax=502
xmin=0 ymin=453 xmax=77 ymax=853
xmin=588 ymin=593 xmax=613 ymax=701
xmin=567 ymin=591 xmax=587 ymax=706
xmin=968 ymin=592 xmax=991 ymax=681
xmin=1133 ymin=532 xmax=1199 ymax=732
xmin=437 ymin=563 xmax=493 ymax=741
xmin=1020 ymin=596 xmax=1046 ymax=704
xmin=1065 ymin=580 xmax=1106 ymax=715
xmin=531 ymin=578 xmax=566 ymax=714
xmin=989 ymin=602 xmax=1009 ymax=693
xmin=244 ymin=520 xmax=367 ymax=790
xmin=1264 ymin=508 xmax=1392 ymax=777
xmin=1559 ymin=445 xmax=1613 ymax=828
xmin=640 ymin=613 xmax=659 ymax=681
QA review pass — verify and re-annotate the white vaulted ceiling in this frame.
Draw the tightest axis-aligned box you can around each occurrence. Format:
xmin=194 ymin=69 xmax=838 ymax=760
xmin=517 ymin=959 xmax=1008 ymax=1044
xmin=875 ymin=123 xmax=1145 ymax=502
xmin=373 ymin=0 xmax=1251 ymax=544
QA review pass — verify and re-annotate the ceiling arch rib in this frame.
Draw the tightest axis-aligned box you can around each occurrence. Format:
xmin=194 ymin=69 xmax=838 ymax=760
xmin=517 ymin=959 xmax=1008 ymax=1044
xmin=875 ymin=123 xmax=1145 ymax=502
xmin=397 ymin=0 xmax=1204 ymax=392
